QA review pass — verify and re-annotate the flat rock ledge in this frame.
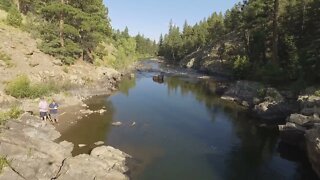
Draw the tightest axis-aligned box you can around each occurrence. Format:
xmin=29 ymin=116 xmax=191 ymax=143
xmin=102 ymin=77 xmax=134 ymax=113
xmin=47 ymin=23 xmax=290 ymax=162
xmin=0 ymin=113 xmax=130 ymax=180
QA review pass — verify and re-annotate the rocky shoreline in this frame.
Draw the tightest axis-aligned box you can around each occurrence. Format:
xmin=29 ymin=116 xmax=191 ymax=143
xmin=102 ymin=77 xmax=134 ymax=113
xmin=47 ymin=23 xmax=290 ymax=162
xmin=0 ymin=113 xmax=131 ymax=180
xmin=217 ymin=80 xmax=320 ymax=177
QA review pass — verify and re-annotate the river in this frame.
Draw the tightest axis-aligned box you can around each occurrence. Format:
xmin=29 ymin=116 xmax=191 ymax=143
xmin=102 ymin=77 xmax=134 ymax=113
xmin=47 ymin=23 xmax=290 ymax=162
xmin=59 ymin=60 xmax=318 ymax=180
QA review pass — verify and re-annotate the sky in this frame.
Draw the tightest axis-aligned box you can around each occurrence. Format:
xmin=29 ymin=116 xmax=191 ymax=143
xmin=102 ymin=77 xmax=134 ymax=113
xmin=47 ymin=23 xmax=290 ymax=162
xmin=104 ymin=0 xmax=241 ymax=41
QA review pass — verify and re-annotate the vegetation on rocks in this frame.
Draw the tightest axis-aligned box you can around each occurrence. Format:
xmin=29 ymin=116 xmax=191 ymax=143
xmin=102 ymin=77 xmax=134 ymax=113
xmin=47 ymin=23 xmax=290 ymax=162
xmin=0 ymin=157 xmax=8 ymax=173
xmin=0 ymin=106 xmax=23 ymax=125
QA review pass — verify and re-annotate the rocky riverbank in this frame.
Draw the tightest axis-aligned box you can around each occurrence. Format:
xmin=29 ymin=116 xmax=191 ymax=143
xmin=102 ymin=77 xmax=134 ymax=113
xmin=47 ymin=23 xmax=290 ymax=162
xmin=0 ymin=19 xmax=138 ymax=179
xmin=279 ymin=94 xmax=320 ymax=177
xmin=0 ymin=113 xmax=130 ymax=180
xmin=217 ymin=80 xmax=320 ymax=177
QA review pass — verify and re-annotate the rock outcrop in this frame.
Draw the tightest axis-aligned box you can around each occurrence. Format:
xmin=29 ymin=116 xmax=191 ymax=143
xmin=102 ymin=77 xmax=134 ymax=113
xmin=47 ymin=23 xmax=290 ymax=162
xmin=0 ymin=114 xmax=130 ymax=180
xmin=305 ymin=126 xmax=320 ymax=177
xmin=221 ymin=80 xmax=263 ymax=107
xmin=0 ymin=92 xmax=17 ymax=109
xmin=278 ymin=93 xmax=320 ymax=178
xmin=253 ymin=88 xmax=298 ymax=121
xmin=220 ymin=81 xmax=298 ymax=121
xmin=298 ymin=95 xmax=320 ymax=116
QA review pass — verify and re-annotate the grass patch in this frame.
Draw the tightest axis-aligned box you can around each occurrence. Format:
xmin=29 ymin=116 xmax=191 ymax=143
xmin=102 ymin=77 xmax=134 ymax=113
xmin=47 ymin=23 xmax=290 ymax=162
xmin=0 ymin=106 xmax=23 ymax=125
xmin=5 ymin=74 xmax=74 ymax=99
xmin=0 ymin=51 xmax=14 ymax=68
xmin=0 ymin=156 xmax=8 ymax=173
xmin=62 ymin=66 xmax=69 ymax=73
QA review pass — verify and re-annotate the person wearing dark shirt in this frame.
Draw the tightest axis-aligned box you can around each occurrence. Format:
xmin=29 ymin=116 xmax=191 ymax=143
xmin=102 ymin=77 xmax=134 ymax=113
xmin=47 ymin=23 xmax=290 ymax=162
xmin=49 ymin=99 xmax=59 ymax=123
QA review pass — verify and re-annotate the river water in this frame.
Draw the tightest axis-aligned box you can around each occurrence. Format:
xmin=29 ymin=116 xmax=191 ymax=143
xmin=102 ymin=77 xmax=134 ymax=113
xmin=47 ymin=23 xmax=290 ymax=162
xmin=59 ymin=61 xmax=318 ymax=180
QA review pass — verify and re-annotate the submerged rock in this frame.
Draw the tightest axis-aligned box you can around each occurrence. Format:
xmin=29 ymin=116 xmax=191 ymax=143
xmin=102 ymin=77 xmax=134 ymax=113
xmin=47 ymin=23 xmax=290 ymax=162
xmin=79 ymin=109 xmax=94 ymax=114
xmin=112 ymin=121 xmax=122 ymax=126
xmin=94 ymin=141 xmax=105 ymax=146
xmin=94 ymin=109 xmax=107 ymax=114
xmin=78 ymin=144 xmax=87 ymax=148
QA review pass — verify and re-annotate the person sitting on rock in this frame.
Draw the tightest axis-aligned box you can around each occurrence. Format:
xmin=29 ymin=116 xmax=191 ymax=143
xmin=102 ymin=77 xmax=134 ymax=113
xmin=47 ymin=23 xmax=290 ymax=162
xmin=39 ymin=97 xmax=49 ymax=121
xmin=49 ymin=99 xmax=59 ymax=123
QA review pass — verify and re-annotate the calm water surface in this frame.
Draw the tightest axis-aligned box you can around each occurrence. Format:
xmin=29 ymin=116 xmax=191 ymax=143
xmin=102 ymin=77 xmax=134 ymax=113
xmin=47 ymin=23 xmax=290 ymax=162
xmin=59 ymin=61 xmax=318 ymax=180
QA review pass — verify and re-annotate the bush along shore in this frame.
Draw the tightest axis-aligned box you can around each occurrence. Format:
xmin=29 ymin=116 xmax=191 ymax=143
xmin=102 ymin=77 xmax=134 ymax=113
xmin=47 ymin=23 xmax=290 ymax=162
xmin=215 ymin=80 xmax=320 ymax=177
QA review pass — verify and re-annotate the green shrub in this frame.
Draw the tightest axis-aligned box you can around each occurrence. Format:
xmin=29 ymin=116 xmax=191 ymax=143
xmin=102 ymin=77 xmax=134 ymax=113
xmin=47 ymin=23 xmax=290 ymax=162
xmin=6 ymin=106 xmax=23 ymax=119
xmin=5 ymin=75 xmax=73 ymax=99
xmin=7 ymin=5 xmax=22 ymax=27
xmin=0 ymin=106 xmax=23 ymax=125
xmin=62 ymin=66 xmax=69 ymax=73
xmin=233 ymin=55 xmax=250 ymax=79
xmin=5 ymin=75 xmax=31 ymax=98
xmin=315 ymin=90 xmax=320 ymax=97
xmin=0 ymin=0 xmax=12 ymax=11
xmin=22 ymin=13 xmax=42 ymax=38
xmin=0 ymin=157 xmax=8 ymax=173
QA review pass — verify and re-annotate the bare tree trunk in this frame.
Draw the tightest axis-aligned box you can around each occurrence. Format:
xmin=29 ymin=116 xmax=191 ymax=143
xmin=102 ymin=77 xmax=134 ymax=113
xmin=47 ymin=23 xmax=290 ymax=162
xmin=272 ymin=0 xmax=279 ymax=65
xmin=59 ymin=0 xmax=65 ymax=47
xmin=172 ymin=50 xmax=176 ymax=62
xmin=244 ymin=30 xmax=250 ymax=56
xmin=13 ymin=0 xmax=20 ymax=11
xmin=301 ymin=0 xmax=306 ymax=38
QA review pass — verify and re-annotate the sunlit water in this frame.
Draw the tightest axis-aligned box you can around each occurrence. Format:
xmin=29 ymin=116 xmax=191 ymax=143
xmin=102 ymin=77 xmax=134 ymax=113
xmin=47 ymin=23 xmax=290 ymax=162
xmin=59 ymin=61 xmax=318 ymax=180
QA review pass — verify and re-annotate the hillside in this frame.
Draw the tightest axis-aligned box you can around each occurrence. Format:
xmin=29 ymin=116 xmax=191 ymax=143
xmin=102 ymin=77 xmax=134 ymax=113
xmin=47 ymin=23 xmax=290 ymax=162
xmin=0 ymin=10 xmax=121 ymax=113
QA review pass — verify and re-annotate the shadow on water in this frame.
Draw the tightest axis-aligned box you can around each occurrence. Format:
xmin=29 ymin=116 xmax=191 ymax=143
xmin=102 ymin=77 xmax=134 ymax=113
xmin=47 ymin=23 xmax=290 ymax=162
xmin=59 ymin=61 xmax=319 ymax=180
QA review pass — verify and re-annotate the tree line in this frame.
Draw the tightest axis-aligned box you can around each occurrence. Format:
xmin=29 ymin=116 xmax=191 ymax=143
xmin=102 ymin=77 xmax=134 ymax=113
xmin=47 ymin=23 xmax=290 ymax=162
xmin=159 ymin=0 xmax=320 ymax=84
xmin=0 ymin=0 xmax=158 ymax=67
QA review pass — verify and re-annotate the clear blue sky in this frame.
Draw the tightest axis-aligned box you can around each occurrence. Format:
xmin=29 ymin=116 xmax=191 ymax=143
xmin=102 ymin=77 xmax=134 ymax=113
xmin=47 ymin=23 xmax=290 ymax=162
xmin=104 ymin=0 xmax=241 ymax=41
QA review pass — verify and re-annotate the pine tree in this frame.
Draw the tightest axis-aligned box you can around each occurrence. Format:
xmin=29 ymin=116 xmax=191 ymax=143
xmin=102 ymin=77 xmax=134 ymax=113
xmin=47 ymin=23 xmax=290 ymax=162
xmin=39 ymin=0 xmax=111 ymax=64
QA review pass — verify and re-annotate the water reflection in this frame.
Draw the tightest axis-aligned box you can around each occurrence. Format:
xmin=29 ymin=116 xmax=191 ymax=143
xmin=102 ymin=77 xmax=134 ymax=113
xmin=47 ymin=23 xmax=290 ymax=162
xmin=59 ymin=66 xmax=318 ymax=180
xmin=118 ymin=77 xmax=136 ymax=96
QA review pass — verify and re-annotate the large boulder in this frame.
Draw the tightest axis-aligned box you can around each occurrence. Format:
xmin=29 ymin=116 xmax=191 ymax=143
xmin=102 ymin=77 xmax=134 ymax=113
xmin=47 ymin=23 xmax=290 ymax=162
xmin=287 ymin=114 xmax=320 ymax=128
xmin=0 ymin=114 xmax=72 ymax=180
xmin=221 ymin=80 xmax=263 ymax=107
xmin=278 ymin=122 xmax=306 ymax=148
xmin=298 ymin=95 xmax=320 ymax=116
xmin=57 ymin=146 xmax=130 ymax=180
xmin=305 ymin=126 xmax=320 ymax=177
xmin=253 ymin=101 xmax=297 ymax=121
xmin=91 ymin=146 xmax=131 ymax=173
xmin=252 ymin=87 xmax=298 ymax=121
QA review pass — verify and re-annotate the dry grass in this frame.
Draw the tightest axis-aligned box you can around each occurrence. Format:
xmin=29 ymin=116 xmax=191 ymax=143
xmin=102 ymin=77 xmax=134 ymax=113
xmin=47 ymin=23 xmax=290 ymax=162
xmin=0 ymin=50 xmax=14 ymax=67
